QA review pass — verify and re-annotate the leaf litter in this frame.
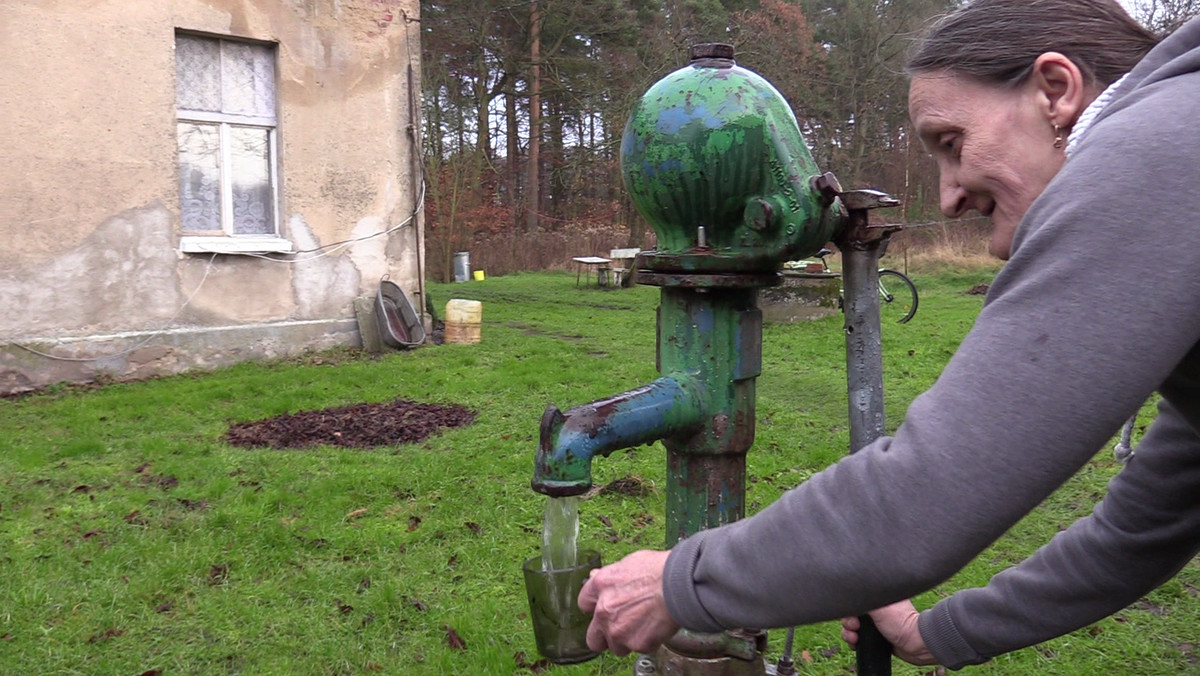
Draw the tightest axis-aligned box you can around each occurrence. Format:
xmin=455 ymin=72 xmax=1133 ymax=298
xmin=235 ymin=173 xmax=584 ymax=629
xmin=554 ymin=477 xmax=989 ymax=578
xmin=223 ymin=399 xmax=476 ymax=450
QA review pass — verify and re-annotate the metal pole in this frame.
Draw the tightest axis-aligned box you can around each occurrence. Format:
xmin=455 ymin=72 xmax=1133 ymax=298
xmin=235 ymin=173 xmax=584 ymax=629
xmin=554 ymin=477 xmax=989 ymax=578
xmin=841 ymin=240 xmax=891 ymax=676
xmin=843 ymin=242 xmax=887 ymax=450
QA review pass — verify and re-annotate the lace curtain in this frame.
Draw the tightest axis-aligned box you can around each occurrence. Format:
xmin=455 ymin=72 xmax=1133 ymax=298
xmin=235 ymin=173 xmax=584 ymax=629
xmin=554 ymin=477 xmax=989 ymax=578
xmin=177 ymin=123 xmax=221 ymax=231
xmin=175 ymin=35 xmax=275 ymax=118
xmin=175 ymin=35 xmax=275 ymax=235
xmin=230 ymin=127 xmax=272 ymax=235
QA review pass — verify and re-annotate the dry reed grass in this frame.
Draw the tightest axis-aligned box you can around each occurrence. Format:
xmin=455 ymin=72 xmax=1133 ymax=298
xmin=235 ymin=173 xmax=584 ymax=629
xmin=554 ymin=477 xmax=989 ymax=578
xmin=427 ymin=218 xmax=1000 ymax=279
xmin=880 ymin=219 xmax=1000 ymax=274
xmin=428 ymin=223 xmax=651 ymax=280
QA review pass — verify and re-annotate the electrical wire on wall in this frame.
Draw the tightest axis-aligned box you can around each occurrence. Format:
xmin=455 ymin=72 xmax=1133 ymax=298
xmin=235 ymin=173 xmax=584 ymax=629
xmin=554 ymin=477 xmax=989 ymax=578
xmin=16 ymin=9 xmax=431 ymax=365
xmin=13 ymin=172 xmax=424 ymax=362
xmin=14 ymin=177 xmax=423 ymax=364
xmin=13 ymin=253 xmax=219 ymax=362
xmin=183 ymin=182 xmax=426 ymax=264
xmin=188 ymin=9 xmax=428 ymax=272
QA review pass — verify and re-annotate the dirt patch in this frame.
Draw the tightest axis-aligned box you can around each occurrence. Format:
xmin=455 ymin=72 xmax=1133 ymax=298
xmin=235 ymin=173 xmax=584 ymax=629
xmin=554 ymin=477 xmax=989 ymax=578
xmin=224 ymin=399 xmax=476 ymax=450
xmin=584 ymin=474 xmax=653 ymax=498
xmin=965 ymin=283 xmax=990 ymax=295
xmin=1133 ymin=598 xmax=1169 ymax=616
xmin=506 ymin=322 xmax=585 ymax=341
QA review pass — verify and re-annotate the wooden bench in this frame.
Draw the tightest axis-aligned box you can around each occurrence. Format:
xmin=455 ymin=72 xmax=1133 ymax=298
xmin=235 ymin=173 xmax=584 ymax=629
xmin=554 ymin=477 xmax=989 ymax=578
xmin=602 ymin=248 xmax=641 ymax=287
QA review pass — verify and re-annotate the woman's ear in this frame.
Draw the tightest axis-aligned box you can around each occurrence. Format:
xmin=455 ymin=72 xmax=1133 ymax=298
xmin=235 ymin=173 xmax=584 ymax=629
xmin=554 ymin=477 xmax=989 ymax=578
xmin=1030 ymin=51 xmax=1093 ymax=129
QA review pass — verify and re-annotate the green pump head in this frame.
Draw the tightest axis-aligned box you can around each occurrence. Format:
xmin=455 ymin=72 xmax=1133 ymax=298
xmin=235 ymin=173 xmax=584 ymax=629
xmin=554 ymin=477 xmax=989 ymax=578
xmin=621 ymin=44 xmax=842 ymax=277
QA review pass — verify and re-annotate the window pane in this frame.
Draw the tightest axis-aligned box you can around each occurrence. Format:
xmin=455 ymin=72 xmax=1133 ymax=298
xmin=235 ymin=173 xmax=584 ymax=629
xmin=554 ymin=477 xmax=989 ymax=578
xmin=175 ymin=35 xmax=221 ymax=112
xmin=222 ymin=41 xmax=276 ymax=118
xmin=177 ymin=122 xmax=222 ymax=231
xmin=229 ymin=126 xmax=274 ymax=235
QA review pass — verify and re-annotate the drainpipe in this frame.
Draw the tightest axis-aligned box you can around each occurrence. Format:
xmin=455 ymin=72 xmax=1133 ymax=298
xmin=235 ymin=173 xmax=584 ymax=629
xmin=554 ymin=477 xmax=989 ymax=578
xmin=406 ymin=63 xmax=426 ymax=325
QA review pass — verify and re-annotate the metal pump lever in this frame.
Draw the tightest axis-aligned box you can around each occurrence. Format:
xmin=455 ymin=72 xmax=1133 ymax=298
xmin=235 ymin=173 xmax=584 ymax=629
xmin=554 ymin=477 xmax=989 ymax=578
xmin=835 ymin=181 xmax=903 ymax=676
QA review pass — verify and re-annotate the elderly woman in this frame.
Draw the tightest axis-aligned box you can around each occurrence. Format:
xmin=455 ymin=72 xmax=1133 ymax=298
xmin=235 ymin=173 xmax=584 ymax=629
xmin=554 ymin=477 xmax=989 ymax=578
xmin=579 ymin=0 xmax=1200 ymax=670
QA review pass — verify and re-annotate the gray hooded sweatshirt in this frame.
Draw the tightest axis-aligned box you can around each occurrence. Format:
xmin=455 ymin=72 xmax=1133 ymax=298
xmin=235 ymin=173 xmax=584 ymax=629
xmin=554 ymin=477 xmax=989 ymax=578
xmin=661 ymin=15 xmax=1200 ymax=670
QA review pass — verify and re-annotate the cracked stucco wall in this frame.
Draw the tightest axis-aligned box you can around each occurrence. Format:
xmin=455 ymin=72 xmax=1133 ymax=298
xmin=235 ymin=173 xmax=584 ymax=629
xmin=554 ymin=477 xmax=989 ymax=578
xmin=0 ymin=0 xmax=424 ymax=393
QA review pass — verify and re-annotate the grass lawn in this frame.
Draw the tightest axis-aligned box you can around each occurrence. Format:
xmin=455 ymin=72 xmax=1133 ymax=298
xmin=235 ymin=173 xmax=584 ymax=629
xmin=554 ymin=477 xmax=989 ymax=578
xmin=1 ymin=268 xmax=1193 ymax=675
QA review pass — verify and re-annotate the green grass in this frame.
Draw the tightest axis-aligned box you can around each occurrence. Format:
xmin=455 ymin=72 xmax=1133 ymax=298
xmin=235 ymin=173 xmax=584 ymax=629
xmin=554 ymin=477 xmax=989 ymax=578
xmin=1 ymin=269 xmax=1193 ymax=675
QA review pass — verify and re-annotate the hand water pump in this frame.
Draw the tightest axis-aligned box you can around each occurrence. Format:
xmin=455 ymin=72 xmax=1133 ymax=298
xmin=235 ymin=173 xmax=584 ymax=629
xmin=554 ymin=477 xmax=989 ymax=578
xmin=531 ymin=43 xmax=900 ymax=676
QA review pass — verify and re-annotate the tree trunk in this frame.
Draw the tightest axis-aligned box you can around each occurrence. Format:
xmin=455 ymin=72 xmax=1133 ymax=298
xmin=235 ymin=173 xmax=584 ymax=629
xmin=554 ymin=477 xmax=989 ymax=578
xmin=548 ymin=95 xmax=565 ymax=223
xmin=506 ymin=81 xmax=520 ymax=228
xmin=526 ymin=0 xmax=541 ymax=232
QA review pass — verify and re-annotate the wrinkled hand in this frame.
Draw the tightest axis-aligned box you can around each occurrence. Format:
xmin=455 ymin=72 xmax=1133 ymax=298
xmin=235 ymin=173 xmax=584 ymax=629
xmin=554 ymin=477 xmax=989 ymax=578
xmin=577 ymin=549 xmax=680 ymax=657
xmin=841 ymin=600 xmax=937 ymax=666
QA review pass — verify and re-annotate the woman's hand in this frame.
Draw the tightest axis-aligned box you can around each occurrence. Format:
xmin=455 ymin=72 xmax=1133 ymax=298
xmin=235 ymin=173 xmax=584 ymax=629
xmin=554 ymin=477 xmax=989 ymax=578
xmin=577 ymin=549 xmax=680 ymax=656
xmin=841 ymin=600 xmax=938 ymax=666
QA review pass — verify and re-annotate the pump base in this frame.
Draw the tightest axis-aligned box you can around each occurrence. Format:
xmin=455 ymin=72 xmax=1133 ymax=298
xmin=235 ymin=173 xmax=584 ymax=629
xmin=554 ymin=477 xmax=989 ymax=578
xmin=633 ymin=649 xmax=782 ymax=676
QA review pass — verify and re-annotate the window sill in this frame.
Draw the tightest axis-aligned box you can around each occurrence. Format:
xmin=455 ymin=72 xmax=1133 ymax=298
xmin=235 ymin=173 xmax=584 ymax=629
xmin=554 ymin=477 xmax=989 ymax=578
xmin=180 ymin=236 xmax=294 ymax=254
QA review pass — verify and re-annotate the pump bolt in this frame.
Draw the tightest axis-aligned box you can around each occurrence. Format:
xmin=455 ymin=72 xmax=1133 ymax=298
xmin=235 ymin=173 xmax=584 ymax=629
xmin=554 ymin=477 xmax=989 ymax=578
xmin=812 ymin=172 xmax=843 ymax=201
xmin=744 ymin=197 xmax=776 ymax=232
xmin=634 ymin=655 xmax=658 ymax=675
xmin=689 ymin=43 xmax=735 ymax=62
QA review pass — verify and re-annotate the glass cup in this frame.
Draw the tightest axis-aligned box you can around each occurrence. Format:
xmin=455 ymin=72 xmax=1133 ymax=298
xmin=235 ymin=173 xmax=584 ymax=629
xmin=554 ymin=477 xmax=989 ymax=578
xmin=522 ymin=549 xmax=602 ymax=664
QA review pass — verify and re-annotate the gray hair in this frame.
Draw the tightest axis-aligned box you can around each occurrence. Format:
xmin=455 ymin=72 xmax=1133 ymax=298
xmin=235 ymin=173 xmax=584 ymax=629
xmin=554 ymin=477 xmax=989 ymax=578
xmin=906 ymin=0 xmax=1161 ymax=88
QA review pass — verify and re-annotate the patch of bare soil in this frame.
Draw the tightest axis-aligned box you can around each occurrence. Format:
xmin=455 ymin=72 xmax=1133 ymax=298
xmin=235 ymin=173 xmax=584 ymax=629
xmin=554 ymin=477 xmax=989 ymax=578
xmin=583 ymin=474 xmax=653 ymax=498
xmin=224 ymin=399 xmax=476 ymax=450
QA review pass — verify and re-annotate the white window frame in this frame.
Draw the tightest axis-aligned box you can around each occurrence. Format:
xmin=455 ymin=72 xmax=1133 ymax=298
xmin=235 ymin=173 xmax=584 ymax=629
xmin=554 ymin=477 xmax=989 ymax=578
xmin=175 ymin=33 xmax=291 ymax=254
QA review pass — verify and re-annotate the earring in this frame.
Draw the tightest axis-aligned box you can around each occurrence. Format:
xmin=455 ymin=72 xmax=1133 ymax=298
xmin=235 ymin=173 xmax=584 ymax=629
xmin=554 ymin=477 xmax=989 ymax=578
xmin=1053 ymin=124 xmax=1064 ymax=149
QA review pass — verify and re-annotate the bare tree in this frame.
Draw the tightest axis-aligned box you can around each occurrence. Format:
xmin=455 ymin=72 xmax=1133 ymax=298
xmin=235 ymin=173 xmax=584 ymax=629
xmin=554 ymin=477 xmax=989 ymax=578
xmin=1128 ymin=0 xmax=1200 ymax=32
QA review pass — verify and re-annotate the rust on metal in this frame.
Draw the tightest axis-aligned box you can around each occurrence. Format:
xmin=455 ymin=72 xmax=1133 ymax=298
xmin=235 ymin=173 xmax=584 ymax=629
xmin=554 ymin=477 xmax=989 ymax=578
xmin=689 ymin=43 xmax=735 ymax=61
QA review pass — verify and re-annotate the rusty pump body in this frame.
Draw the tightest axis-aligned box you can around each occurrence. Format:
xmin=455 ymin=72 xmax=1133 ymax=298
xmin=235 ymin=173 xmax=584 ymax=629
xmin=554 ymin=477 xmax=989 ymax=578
xmin=532 ymin=44 xmax=899 ymax=676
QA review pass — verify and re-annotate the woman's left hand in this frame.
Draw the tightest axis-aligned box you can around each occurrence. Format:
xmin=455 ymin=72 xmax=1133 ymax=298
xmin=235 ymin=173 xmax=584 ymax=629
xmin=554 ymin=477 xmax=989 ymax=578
xmin=840 ymin=599 xmax=937 ymax=666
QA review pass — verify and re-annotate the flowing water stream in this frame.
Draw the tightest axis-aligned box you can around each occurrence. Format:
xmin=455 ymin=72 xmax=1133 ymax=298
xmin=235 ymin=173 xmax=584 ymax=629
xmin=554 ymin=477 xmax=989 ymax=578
xmin=541 ymin=495 xmax=580 ymax=571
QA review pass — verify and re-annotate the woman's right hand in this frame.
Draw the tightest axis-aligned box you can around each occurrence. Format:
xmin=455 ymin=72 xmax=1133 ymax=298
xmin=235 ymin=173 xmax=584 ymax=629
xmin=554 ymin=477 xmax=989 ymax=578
xmin=840 ymin=599 xmax=938 ymax=667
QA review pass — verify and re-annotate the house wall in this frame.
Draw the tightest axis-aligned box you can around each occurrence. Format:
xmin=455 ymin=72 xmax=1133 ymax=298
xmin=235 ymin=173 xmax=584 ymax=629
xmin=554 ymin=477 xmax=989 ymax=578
xmin=0 ymin=0 xmax=424 ymax=394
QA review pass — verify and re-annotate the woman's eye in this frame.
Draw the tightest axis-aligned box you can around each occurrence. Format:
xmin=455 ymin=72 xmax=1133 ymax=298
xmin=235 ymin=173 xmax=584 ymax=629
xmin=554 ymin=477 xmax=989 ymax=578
xmin=940 ymin=135 xmax=961 ymax=157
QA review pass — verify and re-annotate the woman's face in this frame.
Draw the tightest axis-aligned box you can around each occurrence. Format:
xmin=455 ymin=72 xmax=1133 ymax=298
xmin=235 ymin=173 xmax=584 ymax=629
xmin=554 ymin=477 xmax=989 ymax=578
xmin=909 ymin=70 xmax=1066 ymax=259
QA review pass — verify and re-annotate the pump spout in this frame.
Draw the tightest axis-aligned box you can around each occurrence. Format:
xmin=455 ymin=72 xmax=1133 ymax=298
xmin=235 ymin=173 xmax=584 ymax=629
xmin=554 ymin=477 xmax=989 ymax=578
xmin=532 ymin=376 xmax=708 ymax=497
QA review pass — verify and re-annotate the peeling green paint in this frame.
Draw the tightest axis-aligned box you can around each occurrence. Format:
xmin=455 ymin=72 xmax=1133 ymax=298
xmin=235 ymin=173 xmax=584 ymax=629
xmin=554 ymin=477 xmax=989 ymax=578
xmin=621 ymin=59 xmax=839 ymax=268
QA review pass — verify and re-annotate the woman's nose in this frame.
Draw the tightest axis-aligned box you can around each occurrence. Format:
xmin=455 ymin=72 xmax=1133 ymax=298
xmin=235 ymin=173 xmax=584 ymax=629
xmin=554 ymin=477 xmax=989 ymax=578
xmin=940 ymin=177 xmax=968 ymax=218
